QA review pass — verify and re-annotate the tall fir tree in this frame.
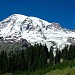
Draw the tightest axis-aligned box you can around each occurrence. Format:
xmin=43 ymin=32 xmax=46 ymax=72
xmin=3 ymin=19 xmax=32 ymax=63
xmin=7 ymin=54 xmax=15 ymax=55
xmin=62 ymin=46 xmax=68 ymax=60
xmin=55 ymin=48 xmax=61 ymax=64
xmin=49 ymin=46 xmax=54 ymax=65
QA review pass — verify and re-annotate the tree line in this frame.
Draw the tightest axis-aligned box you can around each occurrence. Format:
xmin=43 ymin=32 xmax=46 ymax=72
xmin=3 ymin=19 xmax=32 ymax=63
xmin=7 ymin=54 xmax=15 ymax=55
xmin=0 ymin=43 xmax=75 ymax=74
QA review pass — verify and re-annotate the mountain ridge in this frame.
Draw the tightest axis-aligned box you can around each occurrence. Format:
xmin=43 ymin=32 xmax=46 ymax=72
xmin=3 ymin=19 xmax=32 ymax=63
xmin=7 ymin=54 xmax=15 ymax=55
xmin=0 ymin=14 xmax=75 ymax=50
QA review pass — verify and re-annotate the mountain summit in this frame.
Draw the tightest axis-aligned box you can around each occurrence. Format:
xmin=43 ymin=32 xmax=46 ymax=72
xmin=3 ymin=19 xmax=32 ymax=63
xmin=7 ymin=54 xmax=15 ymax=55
xmin=0 ymin=14 xmax=75 ymax=49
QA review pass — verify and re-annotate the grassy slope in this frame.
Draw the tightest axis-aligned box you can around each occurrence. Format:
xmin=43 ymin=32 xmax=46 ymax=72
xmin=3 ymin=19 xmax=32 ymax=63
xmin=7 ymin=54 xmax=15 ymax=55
xmin=7 ymin=67 xmax=75 ymax=75
xmin=45 ymin=67 xmax=75 ymax=75
xmin=2 ymin=60 xmax=75 ymax=75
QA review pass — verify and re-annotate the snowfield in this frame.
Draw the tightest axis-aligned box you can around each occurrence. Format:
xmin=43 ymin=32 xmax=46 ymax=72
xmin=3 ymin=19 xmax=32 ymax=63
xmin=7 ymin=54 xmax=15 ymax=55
xmin=0 ymin=14 xmax=75 ymax=50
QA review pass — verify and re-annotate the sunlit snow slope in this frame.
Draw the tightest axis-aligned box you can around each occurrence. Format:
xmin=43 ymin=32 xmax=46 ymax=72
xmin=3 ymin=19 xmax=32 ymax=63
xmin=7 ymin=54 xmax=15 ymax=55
xmin=0 ymin=14 xmax=75 ymax=49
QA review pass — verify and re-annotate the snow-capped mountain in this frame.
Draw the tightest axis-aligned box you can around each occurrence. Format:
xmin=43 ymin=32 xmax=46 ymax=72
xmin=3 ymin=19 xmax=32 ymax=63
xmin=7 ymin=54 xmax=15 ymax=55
xmin=0 ymin=14 xmax=75 ymax=50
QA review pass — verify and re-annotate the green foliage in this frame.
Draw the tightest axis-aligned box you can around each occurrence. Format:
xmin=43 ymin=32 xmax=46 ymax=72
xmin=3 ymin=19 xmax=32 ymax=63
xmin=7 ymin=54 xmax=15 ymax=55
xmin=0 ymin=42 xmax=75 ymax=75
xmin=0 ymin=43 xmax=49 ymax=74
xmin=49 ymin=46 xmax=54 ymax=65
xmin=62 ymin=45 xmax=68 ymax=60
xmin=55 ymin=48 xmax=61 ymax=64
xmin=45 ymin=67 xmax=75 ymax=75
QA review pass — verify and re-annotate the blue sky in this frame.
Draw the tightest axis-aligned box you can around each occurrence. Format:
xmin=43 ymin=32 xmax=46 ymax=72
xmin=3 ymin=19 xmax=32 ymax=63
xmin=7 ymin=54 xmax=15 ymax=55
xmin=0 ymin=0 xmax=74 ymax=30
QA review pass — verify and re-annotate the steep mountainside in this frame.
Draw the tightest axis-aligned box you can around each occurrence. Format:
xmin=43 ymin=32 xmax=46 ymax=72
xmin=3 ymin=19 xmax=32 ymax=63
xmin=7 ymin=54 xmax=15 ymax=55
xmin=0 ymin=14 xmax=75 ymax=50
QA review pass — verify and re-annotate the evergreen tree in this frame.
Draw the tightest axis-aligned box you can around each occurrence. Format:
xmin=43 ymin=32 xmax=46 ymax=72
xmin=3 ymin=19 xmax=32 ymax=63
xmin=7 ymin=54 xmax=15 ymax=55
xmin=49 ymin=46 xmax=54 ymax=65
xmin=55 ymin=48 xmax=61 ymax=64
xmin=62 ymin=46 xmax=68 ymax=60
xmin=33 ymin=44 xmax=40 ymax=70
xmin=68 ymin=45 xmax=75 ymax=60
xmin=0 ymin=51 xmax=8 ymax=73
xmin=27 ymin=46 xmax=34 ymax=72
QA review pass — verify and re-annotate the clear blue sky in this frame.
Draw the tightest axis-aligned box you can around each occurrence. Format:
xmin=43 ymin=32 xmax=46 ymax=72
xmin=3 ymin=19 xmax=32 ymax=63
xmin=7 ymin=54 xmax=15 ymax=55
xmin=0 ymin=0 xmax=74 ymax=30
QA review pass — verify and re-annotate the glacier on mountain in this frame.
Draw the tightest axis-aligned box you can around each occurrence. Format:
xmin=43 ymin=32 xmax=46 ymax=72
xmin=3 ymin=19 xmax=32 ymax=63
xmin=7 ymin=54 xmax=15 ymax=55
xmin=0 ymin=14 xmax=75 ymax=50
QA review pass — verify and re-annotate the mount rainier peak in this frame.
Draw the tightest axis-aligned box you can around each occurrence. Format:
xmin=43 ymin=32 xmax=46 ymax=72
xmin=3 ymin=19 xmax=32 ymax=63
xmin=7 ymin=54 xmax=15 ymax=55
xmin=0 ymin=14 xmax=75 ymax=50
